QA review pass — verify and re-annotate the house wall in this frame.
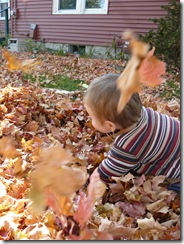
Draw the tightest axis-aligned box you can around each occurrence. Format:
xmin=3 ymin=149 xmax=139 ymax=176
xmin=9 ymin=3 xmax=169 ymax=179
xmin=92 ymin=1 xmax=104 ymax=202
xmin=9 ymin=0 xmax=175 ymax=46
xmin=0 ymin=0 xmax=179 ymax=57
xmin=0 ymin=20 xmax=9 ymax=37
xmin=0 ymin=21 xmax=5 ymax=34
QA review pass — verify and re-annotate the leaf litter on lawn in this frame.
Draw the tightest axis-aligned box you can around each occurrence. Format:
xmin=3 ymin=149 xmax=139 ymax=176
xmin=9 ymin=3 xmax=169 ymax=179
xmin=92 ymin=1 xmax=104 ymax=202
xmin=0 ymin=49 xmax=180 ymax=240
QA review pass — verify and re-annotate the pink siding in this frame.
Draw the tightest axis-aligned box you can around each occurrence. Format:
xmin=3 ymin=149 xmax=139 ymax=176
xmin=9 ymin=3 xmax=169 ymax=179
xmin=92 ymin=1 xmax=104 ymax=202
xmin=0 ymin=20 xmax=9 ymax=36
xmin=0 ymin=0 xmax=179 ymax=47
xmin=0 ymin=21 xmax=5 ymax=34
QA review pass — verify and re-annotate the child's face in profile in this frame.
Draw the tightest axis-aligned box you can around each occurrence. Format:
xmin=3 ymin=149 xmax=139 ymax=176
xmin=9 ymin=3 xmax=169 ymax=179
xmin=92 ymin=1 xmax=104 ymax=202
xmin=84 ymin=104 xmax=112 ymax=134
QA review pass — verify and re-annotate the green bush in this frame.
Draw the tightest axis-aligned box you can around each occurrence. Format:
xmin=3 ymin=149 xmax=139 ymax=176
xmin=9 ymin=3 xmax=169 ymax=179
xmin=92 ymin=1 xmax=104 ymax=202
xmin=139 ymin=0 xmax=180 ymax=68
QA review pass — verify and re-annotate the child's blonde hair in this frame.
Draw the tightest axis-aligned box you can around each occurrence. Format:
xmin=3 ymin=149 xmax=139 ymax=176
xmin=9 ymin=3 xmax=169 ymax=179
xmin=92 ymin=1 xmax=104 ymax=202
xmin=84 ymin=73 xmax=142 ymax=129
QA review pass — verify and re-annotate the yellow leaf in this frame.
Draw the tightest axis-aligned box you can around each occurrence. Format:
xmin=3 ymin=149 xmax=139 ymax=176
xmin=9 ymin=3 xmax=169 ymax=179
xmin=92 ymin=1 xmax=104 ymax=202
xmin=21 ymin=138 xmax=34 ymax=151
xmin=13 ymin=157 xmax=24 ymax=176
xmin=29 ymin=184 xmax=46 ymax=214
xmin=3 ymin=49 xmax=39 ymax=72
xmin=29 ymin=146 xmax=88 ymax=213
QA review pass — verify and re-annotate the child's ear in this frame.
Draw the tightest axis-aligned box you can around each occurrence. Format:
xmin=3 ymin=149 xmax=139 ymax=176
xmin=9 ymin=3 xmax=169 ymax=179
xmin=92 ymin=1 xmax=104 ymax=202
xmin=104 ymin=121 xmax=116 ymax=132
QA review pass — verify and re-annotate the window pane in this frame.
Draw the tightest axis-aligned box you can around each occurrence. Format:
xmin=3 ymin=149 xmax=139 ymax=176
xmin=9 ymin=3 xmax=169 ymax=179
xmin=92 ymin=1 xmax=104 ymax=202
xmin=59 ymin=0 xmax=76 ymax=10
xmin=85 ymin=0 xmax=105 ymax=9
xmin=0 ymin=3 xmax=8 ymax=17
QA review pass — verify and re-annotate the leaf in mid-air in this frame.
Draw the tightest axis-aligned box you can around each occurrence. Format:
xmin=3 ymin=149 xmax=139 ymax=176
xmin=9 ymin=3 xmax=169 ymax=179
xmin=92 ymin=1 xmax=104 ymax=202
xmin=29 ymin=146 xmax=88 ymax=213
xmin=73 ymin=168 xmax=106 ymax=228
xmin=138 ymin=47 xmax=166 ymax=87
xmin=0 ymin=136 xmax=18 ymax=158
xmin=116 ymin=31 xmax=166 ymax=113
xmin=87 ymin=167 xmax=106 ymax=202
xmin=3 ymin=50 xmax=39 ymax=72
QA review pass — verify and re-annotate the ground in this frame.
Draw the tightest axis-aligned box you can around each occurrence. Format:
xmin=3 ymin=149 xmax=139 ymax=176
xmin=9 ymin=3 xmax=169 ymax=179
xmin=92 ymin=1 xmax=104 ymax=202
xmin=0 ymin=49 xmax=180 ymax=240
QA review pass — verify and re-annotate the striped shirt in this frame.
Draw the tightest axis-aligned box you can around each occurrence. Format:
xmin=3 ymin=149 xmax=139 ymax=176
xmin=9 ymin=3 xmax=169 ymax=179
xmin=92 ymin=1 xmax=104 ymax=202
xmin=98 ymin=106 xmax=180 ymax=183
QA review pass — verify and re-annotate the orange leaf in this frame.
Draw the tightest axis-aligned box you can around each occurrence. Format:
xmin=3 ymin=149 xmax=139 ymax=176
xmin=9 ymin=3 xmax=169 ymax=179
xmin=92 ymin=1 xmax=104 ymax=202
xmin=24 ymin=121 xmax=39 ymax=132
xmin=74 ymin=168 xmax=106 ymax=228
xmin=87 ymin=167 xmax=106 ymax=203
xmin=3 ymin=50 xmax=39 ymax=72
xmin=0 ymin=136 xmax=18 ymax=158
xmin=73 ymin=191 xmax=93 ymax=228
xmin=45 ymin=188 xmax=73 ymax=217
xmin=138 ymin=47 xmax=166 ymax=87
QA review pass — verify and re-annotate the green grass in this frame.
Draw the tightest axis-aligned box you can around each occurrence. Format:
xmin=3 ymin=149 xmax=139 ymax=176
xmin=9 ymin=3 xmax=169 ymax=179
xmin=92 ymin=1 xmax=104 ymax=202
xmin=24 ymin=74 xmax=85 ymax=91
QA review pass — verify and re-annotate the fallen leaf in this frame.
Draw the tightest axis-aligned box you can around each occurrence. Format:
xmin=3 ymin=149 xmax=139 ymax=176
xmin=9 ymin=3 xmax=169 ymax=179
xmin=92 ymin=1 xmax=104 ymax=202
xmin=146 ymin=199 xmax=165 ymax=212
xmin=0 ymin=180 xmax=7 ymax=197
xmin=137 ymin=216 xmax=162 ymax=230
xmin=0 ymin=211 xmax=21 ymax=231
xmin=117 ymin=200 xmax=146 ymax=218
xmin=158 ymin=206 xmax=170 ymax=214
xmin=24 ymin=121 xmax=39 ymax=132
xmin=0 ymin=49 xmax=180 ymax=240
xmin=99 ymin=218 xmax=138 ymax=239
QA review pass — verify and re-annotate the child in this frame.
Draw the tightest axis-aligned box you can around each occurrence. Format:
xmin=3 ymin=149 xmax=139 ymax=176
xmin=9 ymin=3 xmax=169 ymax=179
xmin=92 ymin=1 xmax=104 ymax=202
xmin=84 ymin=73 xmax=180 ymax=191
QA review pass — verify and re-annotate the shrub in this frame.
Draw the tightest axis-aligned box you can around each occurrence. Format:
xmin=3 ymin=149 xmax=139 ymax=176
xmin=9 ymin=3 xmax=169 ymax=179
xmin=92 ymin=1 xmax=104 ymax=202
xmin=139 ymin=0 xmax=180 ymax=69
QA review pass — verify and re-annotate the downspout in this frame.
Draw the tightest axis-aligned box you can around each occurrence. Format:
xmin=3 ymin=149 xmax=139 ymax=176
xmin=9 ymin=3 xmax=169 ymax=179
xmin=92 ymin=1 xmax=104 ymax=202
xmin=4 ymin=7 xmax=9 ymax=37
xmin=11 ymin=0 xmax=13 ymax=36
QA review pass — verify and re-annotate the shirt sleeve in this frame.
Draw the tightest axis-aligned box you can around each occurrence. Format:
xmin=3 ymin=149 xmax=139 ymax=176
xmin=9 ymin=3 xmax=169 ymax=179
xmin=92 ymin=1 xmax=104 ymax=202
xmin=98 ymin=144 xmax=139 ymax=184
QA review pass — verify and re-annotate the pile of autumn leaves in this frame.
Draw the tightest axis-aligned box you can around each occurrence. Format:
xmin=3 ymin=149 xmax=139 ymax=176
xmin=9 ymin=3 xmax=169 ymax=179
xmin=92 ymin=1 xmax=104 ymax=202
xmin=0 ymin=50 xmax=180 ymax=240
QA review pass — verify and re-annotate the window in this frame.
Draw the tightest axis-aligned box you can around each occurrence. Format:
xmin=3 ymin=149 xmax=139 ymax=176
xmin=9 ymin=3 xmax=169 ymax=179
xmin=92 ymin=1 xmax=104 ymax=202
xmin=86 ymin=0 xmax=105 ymax=9
xmin=0 ymin=0 xmax=9 ymax=19
xmin=53 ymin=0 xmax=108 ymax=14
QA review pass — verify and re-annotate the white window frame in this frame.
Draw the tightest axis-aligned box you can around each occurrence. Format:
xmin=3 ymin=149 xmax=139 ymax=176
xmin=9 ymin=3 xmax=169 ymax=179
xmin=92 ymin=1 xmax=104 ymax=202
xmin=0 ymin=0 xmax=9 ymax=20
xmin=52 ymin=0 xmax=109 ymax=15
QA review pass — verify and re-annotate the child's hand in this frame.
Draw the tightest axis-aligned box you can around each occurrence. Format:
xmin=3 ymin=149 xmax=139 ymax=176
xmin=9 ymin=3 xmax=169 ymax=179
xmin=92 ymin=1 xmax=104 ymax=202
xmin=116 ymin=31 xmax=166 ymax=113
